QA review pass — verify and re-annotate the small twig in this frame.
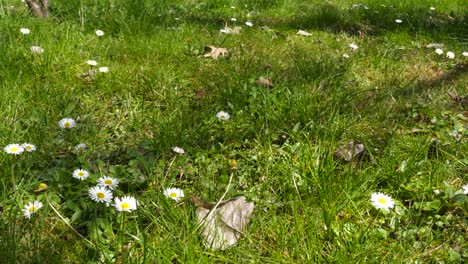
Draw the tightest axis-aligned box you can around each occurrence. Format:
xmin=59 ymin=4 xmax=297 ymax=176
xmin=163 ymin=156 xmax=177 ymax=183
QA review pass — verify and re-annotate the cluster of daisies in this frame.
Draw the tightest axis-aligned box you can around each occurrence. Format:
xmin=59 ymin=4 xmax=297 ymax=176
xmin=12 ymin=107 xmax=231 ymax=219
xmin=433 ymin=48 xmax=468 ymax=59
xmin=19 ymin=28 xmax=110 ymax=72
xmin=4 ymin=143 xmax=36 ymax=155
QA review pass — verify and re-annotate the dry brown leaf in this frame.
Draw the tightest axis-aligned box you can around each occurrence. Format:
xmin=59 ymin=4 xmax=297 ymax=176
xmin=220 ymin=24 xmax=241 ymax=35
xmin=76 ymin=69 xmax=95 ymax=81
xmin=204 ymin=45 xmax=228 ymax=60
xmin=334 ymin=140 xmax=365 ymax=162
xmin=297 ymin=30 xmax=312 ymax=36
xmin=195 ymin=196 xmax=254 ymax=250
xmin=256 ymin=77 xmax=273 ymax=88
xmin=447 ymin=90 xmax=467 ymax=104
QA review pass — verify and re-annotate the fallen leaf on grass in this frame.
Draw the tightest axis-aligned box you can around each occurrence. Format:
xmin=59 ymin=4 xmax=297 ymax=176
xmin=76 ymin=69 xmax=95 ymax=81
xmin=194 ymin=196 xmax=254 ymax=250
xmin=297 ymin=30 xmax=312 ymax=36
xmin=220 ymin=24 xmax=241 ymax=35
xmin=256 ymin=77 xmax=273 ymax=88
xmin=204 ymin=45 xmax=228 ymax=59
xmin=334 ymin=140 xmax=365 ymax=162
xmin=426 ymin=43 xmax=444 ymax=48
xmin=447 ymin=89 xmax=467 ymax=105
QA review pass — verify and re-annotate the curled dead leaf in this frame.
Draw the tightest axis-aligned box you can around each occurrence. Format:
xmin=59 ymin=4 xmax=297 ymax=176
xmin=256 ymin=77 xmax=273 ymax=88
xmin=220 ymin=24 xmax=241 ymax=35
xmin=76 ymin=69 xmax=95 ymax=81
xmin=34 ymin=183 xmax=48 ymax=193
xmin=297 ymin=30 xmax=312 ymax=36
xmin=334 ymin=140 xmax=365 ymax=162
xmin=204 ymin=45 xmax=228 ymax=60
xmin=447 ymin=89 xmax=467 ymax=106
xmin=194 ymin=196 xmax=254 ymax=250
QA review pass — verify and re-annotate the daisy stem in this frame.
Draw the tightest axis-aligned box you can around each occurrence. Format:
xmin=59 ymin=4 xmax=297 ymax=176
xmin=94 ymin=206 xmax=100 ymax=251
xmin=119 ymin=213 xmax=127 ymax=260
xmin=10 ymin=156 xmax=16 ymax=187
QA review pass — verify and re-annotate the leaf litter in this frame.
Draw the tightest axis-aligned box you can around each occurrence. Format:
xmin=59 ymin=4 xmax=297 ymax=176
xmin=204 ymin=45 xmax=228 ymax=59
xmin=193 ymin=196 xmax=254 ymax=250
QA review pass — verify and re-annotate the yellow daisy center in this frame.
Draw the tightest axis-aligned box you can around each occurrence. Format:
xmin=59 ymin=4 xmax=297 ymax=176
xmin=97 ymin=192 xmax=105 ymax=199
xmin=105 ymin=179 xmax=112 ymax=185
xmin=78 ymin=172 xmax=85 ymax=177
xmin=378 ymin=198 xmax=387 ymax=204
xmin=220 ymin=115 xmax=225 ymax=119
xmin=11 ymin=147 xmax=18 ymax=152
xmin=64 ymin=122 xmax=70 ymax=127
xmin=121 ymin=202 xmax=129 ymax=209
xmin=29 ymin=206 xmax=37 ymax=213
xmin=25 ymin=146 xmax=31 ymax=150
xmin=170 ymin=192 xmax=177 ymax=197
xmin=38 ymin=183 xmax=47 ymax=189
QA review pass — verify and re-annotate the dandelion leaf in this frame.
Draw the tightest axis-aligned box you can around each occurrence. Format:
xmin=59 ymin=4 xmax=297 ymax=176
xmin=195 ymin=196 xmax=254 ymax=250
xmin=204 ymin=45 xmax=228 ymax=60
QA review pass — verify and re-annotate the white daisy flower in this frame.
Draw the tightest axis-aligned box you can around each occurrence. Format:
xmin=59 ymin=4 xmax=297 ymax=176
xmin=172 ymin=147 xmax=185 ymax=154
xmin=114 ymin=196 xmax=137 ymax=212
xmin=343 ymin=54 xmax=350 ymax=58
xmin=98 ymin=67 xmax=109 ymax=73
xmin=20 ymin=28 xmax=30 ymax=35
xmin=87 ymin=60 xmax=98 ymax=66
xmin=74 ymin=143 xmax=87 ymax=152
xmin=95 ymin=30 xmax=104 ymax=37
xmin=231 ymin=18 xmax=237 ymax=22
xmin=446 ymin=51 xmax=455 ymax=59
xmin=4 ymin=144 xmax=24 ymax=155
xmin=463 ymin=184 xmax=468 ymax=195
xmin=216 ymin=111 xmax=230 ymax=121
xmin=30 ymin=46 xmax=44 ymax=54
xmin=59 ymin=118 xmax=76 ymax=129
xmin=98 ymin=176 xmax=119 ymax=190
xmin=462 ymin=52 xmax=468 ymax=57
xmin=395 ymin=19 xmax=403 ymax=24
xmin=23 ymin=201 xmax=43 ymax=218
xmin=349 ymin=43 xmax=358 ymax=50
xmin=245 ymin=21 xmax=253 ymax=27
xmin=89 ymin=186 xmax=113 ymax=203
xmin=73 ymin=169 xmax=89 ymax=180
xmin=21 ymin=143 xmax=36 ymax=152
xmin=370 ymin=192 xmax=395 ymax=210
xmin=435 ymin=48 xmax=443 ymax=55
xmin=164 ymin=188 xmax=184 ymax=202
xmin=430 ymin=7 xmax=436 ymax=11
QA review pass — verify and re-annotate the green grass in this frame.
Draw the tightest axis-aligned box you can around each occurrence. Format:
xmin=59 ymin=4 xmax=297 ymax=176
xmin=1 ymin=0 xmax=467 ymax=262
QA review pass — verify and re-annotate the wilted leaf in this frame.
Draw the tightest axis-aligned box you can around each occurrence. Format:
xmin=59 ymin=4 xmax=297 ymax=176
xmin=297 ymin=30 xmax=312 ymax=36
xmin=256 ymin=77 xmax=273 ymax=88
xmin=447 ymin=90 xmax=467 ymax=105
xmin=334 ymin=140 xmax=365 ymax=161
xmin=76 ymin=69 xmax=95 ymax=81
xmin=34 ymin=183 xmax=48 ymax=193
xmin=426 ymin=43 xmax=444 ymax=48
xmin=204 ymin=45 xmax=228 ymax=60
xmin=220 ymin=24 xmax=241 ymax=35
xmin=195 ymin=196 xmax=254 ymax=250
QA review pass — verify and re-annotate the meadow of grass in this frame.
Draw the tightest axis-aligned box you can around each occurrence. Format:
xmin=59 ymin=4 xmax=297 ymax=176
xmin=0 ymin=0 xmax=467 ymax=262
